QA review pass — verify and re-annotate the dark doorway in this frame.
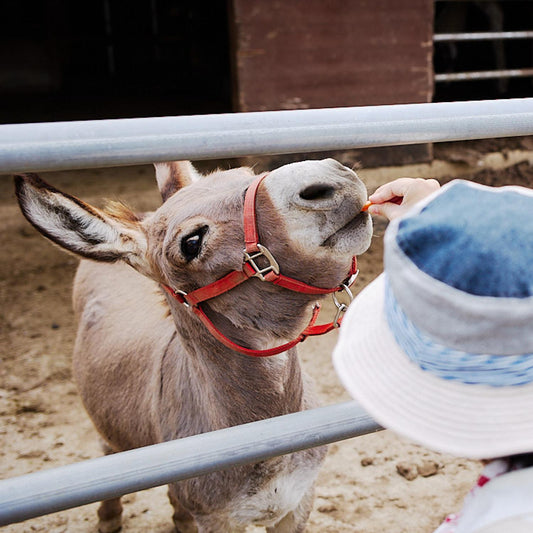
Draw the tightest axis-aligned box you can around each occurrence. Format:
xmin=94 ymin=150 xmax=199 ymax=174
xmin=0 ymin=1 xmax=233 ymax=124
xmin=434 ymin=1 xmax=533 ymax=102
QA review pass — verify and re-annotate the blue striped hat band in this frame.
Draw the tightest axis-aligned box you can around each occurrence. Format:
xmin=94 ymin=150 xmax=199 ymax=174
xmin=384 ymin=276 xmax=533 ymax=387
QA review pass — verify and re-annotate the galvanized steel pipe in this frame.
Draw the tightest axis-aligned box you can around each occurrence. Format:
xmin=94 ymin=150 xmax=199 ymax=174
xmin=435 ymin=69 xmax=533 ymax=82
xmin=434 ymin=31 xmax=533 ymax=42
xmin=0 ymin=401 xmax=381 ymax=526
xmin=1 ymin=98 xmax=533 ymax=173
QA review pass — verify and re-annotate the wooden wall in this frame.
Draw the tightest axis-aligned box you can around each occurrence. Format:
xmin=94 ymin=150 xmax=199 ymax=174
xmin=230 ymin=0 xmax=434 ymax=166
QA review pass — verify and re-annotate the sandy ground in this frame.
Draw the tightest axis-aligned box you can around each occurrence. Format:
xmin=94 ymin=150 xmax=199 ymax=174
xmin=1 ymin=140 xmax=533 ymax=533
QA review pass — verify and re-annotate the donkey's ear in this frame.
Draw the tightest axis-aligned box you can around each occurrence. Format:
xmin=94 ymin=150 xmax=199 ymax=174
xmin=14 ymin=173 xmax=150 ymax=274
xmin=153 ymin=161 xmax=202 ymax=202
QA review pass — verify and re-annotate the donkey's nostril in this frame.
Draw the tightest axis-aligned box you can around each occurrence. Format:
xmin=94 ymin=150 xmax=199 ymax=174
xmin=299 ymin=183 xmax=336 ymax=201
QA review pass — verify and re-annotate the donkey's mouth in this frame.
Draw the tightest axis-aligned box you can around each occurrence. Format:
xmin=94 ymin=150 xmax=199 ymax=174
xmin=321 ymin=211 xmax=371 ymax=248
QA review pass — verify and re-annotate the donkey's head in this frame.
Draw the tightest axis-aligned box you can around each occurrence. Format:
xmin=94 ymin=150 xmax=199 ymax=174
xmin=15 ymin=159 xmax=372 ymax=351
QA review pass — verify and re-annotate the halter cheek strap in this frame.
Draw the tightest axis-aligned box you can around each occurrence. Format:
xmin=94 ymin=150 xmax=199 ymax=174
xmin=161 ymin=173 xmax=359 ymax=357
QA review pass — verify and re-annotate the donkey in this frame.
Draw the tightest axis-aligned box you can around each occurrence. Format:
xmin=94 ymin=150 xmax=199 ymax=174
xmin=15 ymin=158 xmax=372 ymax=533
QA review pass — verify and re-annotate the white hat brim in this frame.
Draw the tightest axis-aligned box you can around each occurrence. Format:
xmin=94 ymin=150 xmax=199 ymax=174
xmin=333 ymin=274 xmax=533 ymax=459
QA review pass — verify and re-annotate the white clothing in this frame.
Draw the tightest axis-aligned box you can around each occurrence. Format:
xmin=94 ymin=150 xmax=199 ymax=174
xmin=435 ymin=462 xmax=533 ymax=533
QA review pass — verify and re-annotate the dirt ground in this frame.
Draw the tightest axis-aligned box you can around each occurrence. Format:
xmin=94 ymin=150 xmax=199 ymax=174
xmin=1 ymin=138 xmax=533 ymax=533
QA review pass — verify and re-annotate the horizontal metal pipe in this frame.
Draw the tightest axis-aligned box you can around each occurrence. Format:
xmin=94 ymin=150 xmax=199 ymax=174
xmin=435 ymin=69 xmax=533 ymax=82
xmin=0 ymin=401 xmax=381 ymax=526
xmin=1 ymin=98 xmax=533 ymax=173
xmin=434 ymin=31 xmax=533 ymax=42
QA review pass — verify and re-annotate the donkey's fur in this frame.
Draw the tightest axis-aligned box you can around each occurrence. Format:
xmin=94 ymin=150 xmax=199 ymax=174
xmin=15 ymin=159 xmax=372 ymax=533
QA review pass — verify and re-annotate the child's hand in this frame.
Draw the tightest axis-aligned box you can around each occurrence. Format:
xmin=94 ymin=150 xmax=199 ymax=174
xmin=366 ymin=178 xmax=440 ymax=220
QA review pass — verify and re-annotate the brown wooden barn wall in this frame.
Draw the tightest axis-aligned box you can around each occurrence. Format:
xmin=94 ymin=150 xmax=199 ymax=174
xmin=230 ymin=0 xmax=434 ymax=165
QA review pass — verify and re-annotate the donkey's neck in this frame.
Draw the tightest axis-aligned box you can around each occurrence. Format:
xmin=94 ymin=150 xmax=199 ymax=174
xmin=159 ymin=304 xmax=305 ymax=439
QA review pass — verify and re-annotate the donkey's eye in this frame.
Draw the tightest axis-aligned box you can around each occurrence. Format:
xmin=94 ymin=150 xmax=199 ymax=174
xmin=181 ymin=226 xmax=207 ymax=261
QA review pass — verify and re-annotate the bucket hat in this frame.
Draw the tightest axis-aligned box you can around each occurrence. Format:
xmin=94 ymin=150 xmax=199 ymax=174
xmin=333 ymin=179 xmax=533 ymax=459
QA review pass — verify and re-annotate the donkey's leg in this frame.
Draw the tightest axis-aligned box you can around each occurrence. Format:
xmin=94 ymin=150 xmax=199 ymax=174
xmin=97 ymin=441 xmax=123 ymax=533
xmin=98 ymin=498 xmax=123 ymax=533
xmin=168 ymin=486 xmax=197 ymax=533
xmin=266 ymin=486 xmax=315 ymax=533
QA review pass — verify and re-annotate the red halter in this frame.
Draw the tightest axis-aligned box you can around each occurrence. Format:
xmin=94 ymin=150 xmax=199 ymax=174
xmin=161 ymin=173 xmax=359 ymax=357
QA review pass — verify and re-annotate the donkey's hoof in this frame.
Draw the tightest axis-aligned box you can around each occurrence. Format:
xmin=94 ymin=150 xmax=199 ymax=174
xmin=98 ymin=516 xmax=122 ymax=533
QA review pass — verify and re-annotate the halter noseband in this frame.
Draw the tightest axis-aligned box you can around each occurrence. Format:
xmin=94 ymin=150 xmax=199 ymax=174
xmin=161 ymin=173 xmax=359 ymax=357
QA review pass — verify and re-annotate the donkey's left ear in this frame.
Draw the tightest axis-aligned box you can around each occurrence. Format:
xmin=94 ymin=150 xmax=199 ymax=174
xmin=14 ymin=173 xmax=151 ymax=276
xmin=153 ymin=161 xmax=202 ymax=202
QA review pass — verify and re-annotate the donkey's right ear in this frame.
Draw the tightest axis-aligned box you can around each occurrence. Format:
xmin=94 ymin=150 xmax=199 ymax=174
xmin=153 ymin=161 xmax=202 ymax=202
xmin=14 ymin=173 xmax=149 ymax=273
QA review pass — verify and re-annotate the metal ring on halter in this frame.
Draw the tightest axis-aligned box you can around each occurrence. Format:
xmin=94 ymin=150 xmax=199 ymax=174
xmin=332 ymin=283 xmax=354 ymax=328
xmin=175 ymin=289 xmax=191 ymax=308
xmin=344 ymin=269 xmax=360 ymax=288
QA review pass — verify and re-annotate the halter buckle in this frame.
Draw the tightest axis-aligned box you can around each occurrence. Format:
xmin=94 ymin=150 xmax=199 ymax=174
xmin=332 ymin=283 xmax=354 ymax=328
xmin=243 ymin=244 xmax=280 ymax=281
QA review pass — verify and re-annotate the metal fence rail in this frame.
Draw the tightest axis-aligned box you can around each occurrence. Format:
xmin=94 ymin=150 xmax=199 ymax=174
xmin=435 ymin=68 xmax=533 ymax=82
xmin=433 ymin=31 xmax=533 ymax=85
xmin=0 ymin=401 xmax=381 ymax=526
xmin=434 ymin=31 xmax=533 ymax=42
xmin=1 ymin=98 xmax=533 ymax=173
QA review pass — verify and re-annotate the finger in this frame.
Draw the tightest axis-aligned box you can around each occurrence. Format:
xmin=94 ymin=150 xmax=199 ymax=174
xmin=369 ymin=178 xmax=417 ymax=203
xmin=368 ymin=202 xmax=404 ymax=220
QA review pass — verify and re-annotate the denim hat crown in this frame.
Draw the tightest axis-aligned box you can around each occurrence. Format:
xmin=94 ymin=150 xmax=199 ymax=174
xmin=396 ymin=181 xmax=533 ymax=298
xmin=384 ymin=180 xmax=533 ymax=384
